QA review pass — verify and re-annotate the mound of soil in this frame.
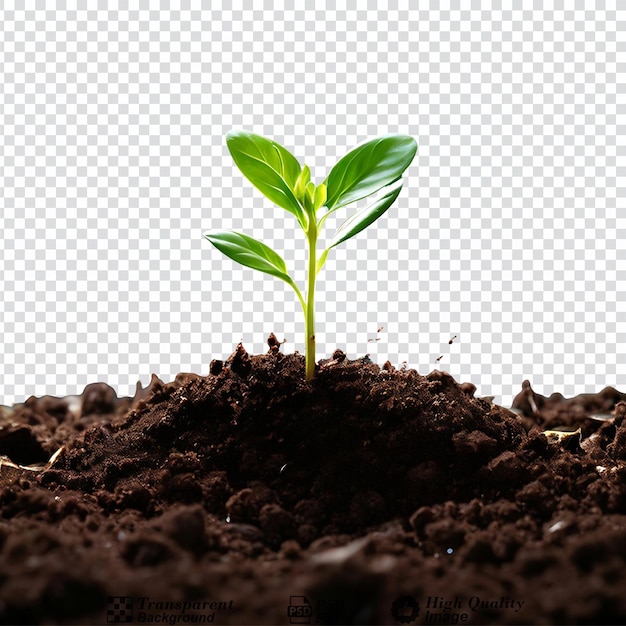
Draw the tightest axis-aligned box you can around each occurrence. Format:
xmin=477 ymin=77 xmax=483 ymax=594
xmin=1 ymin=335 xmax=625 ymax=624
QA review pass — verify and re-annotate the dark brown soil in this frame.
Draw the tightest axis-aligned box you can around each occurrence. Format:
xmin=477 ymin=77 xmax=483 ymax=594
xmin=1 ymin=335 xmax=626 ymax=624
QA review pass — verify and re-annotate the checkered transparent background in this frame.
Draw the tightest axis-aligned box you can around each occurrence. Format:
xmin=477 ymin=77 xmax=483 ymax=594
xmin=1 ymin=4 xmax=624 ymax=408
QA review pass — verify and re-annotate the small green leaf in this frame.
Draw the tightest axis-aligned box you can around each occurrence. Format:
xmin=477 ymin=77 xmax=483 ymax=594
xmin=325 ymin=178 xmax=404 ymax=250
xmin=226 ymin=131 xmax=305 ymax=224
xmin=324 ymin=135 xmax=417 ymax=210
xmin=314 ymin=183 xmax=327 ymax=210
xmin=304 ymin=181 xmax=315 ymax=212
xmin=316 ymin=247 xmax=329 ymax=275
xmin=294 ymin=164 xmax=311 ymax=202
xmin=204 ymin=230 xmax=295 ymax=287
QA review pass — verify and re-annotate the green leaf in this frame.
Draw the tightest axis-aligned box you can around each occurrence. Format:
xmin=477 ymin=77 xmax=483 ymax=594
xmin=304 ymin=181 xmax=315 ymax=212
xmin=294 ymin=164 xmax=311 ymax=202
xmin=314 ymin=183 xmax=327 ymax=210
xmin=204 ymin=230 xmax=296 ymax=287
xmin=325 ymin=178 xmax=404 ymax=250
xmin=324 ymin=135 xmax=417 ymax=210
xmin=226 ymin=131 xmax=305 ymax=224
xmin=315 ymin=247 xmax=329 ymax=276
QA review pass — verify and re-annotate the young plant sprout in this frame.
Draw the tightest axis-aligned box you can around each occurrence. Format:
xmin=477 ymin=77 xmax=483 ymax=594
xmin=205 ymin=130 xmax=417 ymax=381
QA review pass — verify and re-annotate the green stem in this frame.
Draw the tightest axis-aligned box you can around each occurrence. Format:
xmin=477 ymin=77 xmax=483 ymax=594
xmin=305 ymin=224 xmax=317 ymax=381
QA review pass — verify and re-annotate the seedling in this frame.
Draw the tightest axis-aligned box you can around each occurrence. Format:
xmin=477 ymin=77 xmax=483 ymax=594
xmin=204 ymin=130 xmax=417 ymax=381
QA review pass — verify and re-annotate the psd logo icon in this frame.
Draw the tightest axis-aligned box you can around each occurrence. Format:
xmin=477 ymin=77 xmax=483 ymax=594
xmin=107 ymin=596 xmax=133 ymax=623
xmin=288 ymin=596 xmax=313 ymax=624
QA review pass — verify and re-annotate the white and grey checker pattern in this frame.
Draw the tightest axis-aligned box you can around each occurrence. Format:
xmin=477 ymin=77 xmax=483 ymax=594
xmin=1 ymin=5 xmax=624 ymax=408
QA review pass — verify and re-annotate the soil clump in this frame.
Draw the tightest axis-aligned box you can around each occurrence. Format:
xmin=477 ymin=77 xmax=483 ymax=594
xmin=1 ymin=335 xmax=625 ymax=624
